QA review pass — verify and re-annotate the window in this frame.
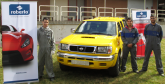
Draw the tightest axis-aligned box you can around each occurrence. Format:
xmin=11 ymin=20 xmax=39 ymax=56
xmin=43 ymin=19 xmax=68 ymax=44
xmin=11 ymin=25 xmax=17 ymax=32
xmin=120 ymin=21 xmax=124 ymax=29
xmin=122 ymin=19 xmax=127 ymax=26
xmin=75 ymin=21 xmax=116 ymax=35
xmin=2 ymin=25 xmax=10 ymax=31
xmin=117 ymin=22 xmax=121 ymax=32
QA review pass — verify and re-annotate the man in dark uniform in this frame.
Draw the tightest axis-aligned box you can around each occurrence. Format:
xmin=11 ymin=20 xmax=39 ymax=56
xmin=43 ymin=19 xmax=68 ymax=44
xmin=38 ymin=17 xmax=55 ymax=81
xmin=139 ymin=15 xmax=164 ymax=76
xmin=121 ymin=18 xmax=139 ymax=73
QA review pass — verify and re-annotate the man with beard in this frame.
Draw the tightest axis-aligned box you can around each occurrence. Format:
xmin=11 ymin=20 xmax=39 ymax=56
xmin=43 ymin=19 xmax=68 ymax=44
xmin=139 ymin=15 xmax=164 ymax=76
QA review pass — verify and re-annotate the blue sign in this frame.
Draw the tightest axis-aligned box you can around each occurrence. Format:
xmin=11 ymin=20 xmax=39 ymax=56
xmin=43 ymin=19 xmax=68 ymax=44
xmin=9 ymin=4 xmax=30 ymax=15
xmin=136 ymin=12 xmax=147 ymax=18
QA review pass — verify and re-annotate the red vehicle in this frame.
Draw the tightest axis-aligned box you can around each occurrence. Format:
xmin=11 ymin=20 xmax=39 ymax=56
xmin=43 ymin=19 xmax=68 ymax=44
xmin=2 ymin=25 xmax=34 ymax=66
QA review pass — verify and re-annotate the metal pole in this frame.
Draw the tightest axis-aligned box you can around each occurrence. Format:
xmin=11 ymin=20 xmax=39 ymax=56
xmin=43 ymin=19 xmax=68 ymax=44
xmin=54 ymin=0 xmax=56 ymax=21
xmin=39 ymin=6 xmax=40 ymax=21
xmin=60 ymin=7 xmax=62 ymax=21
xmin=80 ymin=7 xmax=81 ymax=21
xmin=144 ymin=0 xmax=146 ymax=9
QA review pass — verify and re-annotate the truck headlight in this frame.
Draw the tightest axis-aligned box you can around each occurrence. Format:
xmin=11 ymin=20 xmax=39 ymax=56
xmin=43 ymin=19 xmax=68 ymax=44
xmin=107 ymin=46 xmax=112 ymax=54
xmin=21 ymin=38 xmax=30 ymax=48
xmin=97 ymin=46 xmax=112 ymax=54
xmin=58 ymin=43 xmax=61 ymax=50
xmin=60 ymin=43 xmax=69 ymax=50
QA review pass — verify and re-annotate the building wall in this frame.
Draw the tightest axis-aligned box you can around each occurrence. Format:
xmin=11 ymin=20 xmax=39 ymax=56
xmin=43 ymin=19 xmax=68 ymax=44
xmin=89 ymin=0 xmax=128 ymax=17
xmin=106 ymin=0 xmax=128 ymax=17
xmin=84 ymin=0 xmax=91 ymax=16
xmin=68 ymin=0 xmax=77 ymax=20
xmin=92 ymin=0 xmax=104 ymax=16
xmin=127 ymin=0 xmax=153 ymax=9
xmin=153 ymin=0 xmax=157 ymax=10
xmin=20 ymin=0 xmax=158 ymax=20
xmin=128 ymin=0 xmax=145 ymax=9
xmin=49 ymin=0 xmax=84 ymax=21
xmin=77 ymin=0 xmax=85 ymax=19
xmin=37 ymin=24 xmax=78 ymax=42
xmin=127 ymin=0 xmax=153 ymax=17
xmin=22 ymin=0 xmax=50 ymax=19
xmin=50 ymin=0 xmax=68 ymax=21
xmin=146 ymin=0 xmax=153 ymax=9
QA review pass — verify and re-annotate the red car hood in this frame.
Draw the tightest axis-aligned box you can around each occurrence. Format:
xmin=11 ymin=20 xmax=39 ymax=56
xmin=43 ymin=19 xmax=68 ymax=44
xmin=2 ymin=31 xmax=22 ymax=51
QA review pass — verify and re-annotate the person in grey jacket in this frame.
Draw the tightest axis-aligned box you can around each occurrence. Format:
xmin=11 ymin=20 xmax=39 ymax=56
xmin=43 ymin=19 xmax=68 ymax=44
xmin=38 ymin=17 xmax=55 ymax=81
xmin=121 ymin=18 xmax=139 ymax=73
xmin=139 ymin=15 xmax=164 ymax=76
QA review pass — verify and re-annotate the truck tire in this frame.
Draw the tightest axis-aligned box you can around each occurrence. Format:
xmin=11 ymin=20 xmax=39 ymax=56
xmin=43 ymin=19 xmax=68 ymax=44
xmin=107 ymin=53 xmax=120 ymax=77
xmin=59 ymin=63 xmax=71 ymax=71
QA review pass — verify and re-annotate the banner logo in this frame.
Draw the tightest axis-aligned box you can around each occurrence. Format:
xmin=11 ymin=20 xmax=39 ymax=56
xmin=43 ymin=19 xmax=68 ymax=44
xmin=136 ymin=12 xmax=147 ymax=18
xmin=9 ymin=4 xmax=30 ymax=15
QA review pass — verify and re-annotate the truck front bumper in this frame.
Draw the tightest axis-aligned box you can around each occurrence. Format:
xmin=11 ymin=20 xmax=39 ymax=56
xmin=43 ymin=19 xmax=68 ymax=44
xmin=57 ymin=52 xmax=118 ymax=69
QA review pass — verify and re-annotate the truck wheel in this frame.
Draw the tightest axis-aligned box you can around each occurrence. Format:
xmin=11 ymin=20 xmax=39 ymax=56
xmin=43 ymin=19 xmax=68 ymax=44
xmin=107 ymin=53 xmax=120 ymax=77
xmin=59 ymin=63 xmax=70 ymax=71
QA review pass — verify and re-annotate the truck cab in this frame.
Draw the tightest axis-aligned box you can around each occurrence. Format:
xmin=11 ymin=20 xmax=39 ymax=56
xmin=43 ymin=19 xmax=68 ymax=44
xmin=57 ymin=17 xmax=126 ymax=77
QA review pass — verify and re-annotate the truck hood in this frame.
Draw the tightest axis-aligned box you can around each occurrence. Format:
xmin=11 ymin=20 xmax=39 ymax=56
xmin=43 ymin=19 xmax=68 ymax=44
xmin=60 ymin=34 xmax=117 ymax=46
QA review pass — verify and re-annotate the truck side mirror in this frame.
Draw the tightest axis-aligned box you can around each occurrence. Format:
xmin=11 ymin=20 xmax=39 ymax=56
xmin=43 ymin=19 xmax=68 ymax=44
xmin=71 ymin=28 xmax=75 ymax=33
xmin=118 ymin=30 xmax=122 ymax=36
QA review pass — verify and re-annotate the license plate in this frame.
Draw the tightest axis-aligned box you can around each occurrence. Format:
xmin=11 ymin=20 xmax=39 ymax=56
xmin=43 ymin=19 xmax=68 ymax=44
xmin=71 ymin=60 xmax=89 ymax=66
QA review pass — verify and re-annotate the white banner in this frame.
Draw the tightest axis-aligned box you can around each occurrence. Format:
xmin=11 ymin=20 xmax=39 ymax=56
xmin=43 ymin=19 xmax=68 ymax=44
xmin=132 ymin=10 xmax=151 ymax=57
xmin=132 ymin=10 xmax=151 ymax=20
xmin=1 ymin=1 xmax=38 ymax=83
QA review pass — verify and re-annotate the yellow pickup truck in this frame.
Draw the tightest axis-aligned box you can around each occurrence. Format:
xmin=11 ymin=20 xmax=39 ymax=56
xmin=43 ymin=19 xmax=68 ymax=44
xmin=57 ymin=17 xmax=126 ymax=77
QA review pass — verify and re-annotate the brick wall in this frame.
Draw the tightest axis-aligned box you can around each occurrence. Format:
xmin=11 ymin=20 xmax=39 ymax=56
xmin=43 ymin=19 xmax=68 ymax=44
xmin=92 ymin=0 xmax=104 ymax=16
xmin=106 ymin=0 xmax=127 ymax=17
xmin=84 ymin=0 xmax=127 ymax=17
xmin=84 ymin=0 xmax=91 ymax=16
xmin=22 ymin=0 xmax=50 ymax=19
xmin=152 ymin=0 xmax=157 ymax=16
xmin=153 ymin=0 xmax=157 ymax=10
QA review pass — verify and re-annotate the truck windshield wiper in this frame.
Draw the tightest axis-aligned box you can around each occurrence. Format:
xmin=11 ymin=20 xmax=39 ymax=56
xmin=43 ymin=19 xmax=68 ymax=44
xmin=75 ymin=32 xmax=89 ymax=34
xmin=90 ymin=33 xmax=112 ymax=36
xmin=90 ymin=33 xmax=105 ymax=34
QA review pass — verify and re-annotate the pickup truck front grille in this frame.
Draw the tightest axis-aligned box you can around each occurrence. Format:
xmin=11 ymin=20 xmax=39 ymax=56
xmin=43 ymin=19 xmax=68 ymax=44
xmin=69 ymin=45 xmax=95 ymax=53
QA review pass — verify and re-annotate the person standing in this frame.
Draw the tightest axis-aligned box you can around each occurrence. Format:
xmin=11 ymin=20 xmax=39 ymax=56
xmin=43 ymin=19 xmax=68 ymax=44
xmin=121 ymin=18 xmax=139 ymax=73
xmin=37 ymin=17 xmax=55 ymax=81
xmin=139 ymin=15 xmax=164 ymax=76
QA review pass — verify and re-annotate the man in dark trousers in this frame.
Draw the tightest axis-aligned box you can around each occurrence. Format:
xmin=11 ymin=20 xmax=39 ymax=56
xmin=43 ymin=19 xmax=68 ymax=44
xmin=37 ymin=17 xmax=55 ymax=81
xmin=121 ymin=18 xmax=139 ymax=73
xmin=139 ymin=15 xmax=164 ymax=76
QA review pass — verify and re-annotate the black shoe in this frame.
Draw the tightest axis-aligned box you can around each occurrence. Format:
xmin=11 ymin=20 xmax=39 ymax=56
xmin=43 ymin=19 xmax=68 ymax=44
xmin=50 ymin=77 xmax=55 ymax=81
xmin=39 ymin=76 xmax=42 ymax=79
xmin=160 ymin=74 xmax=164 ymax=76
xmin=139 ymin=69 xmax=147 ymax=72
xmin=120 ymin=69 xmax=125 ymax=72
xmin=159 ymin=73 xmax=164 ymax=76
xmin=133 ymin=70 xmax=139 ymax=73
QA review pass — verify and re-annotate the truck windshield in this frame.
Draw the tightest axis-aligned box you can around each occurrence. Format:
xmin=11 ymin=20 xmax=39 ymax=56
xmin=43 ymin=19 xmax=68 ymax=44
xmin=75 ymin=21 xmax=116 ymax=35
